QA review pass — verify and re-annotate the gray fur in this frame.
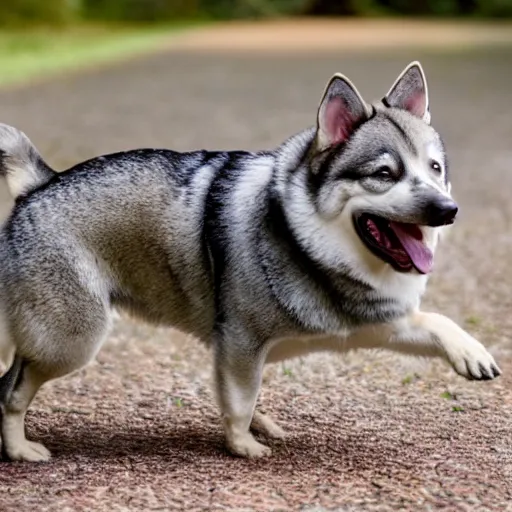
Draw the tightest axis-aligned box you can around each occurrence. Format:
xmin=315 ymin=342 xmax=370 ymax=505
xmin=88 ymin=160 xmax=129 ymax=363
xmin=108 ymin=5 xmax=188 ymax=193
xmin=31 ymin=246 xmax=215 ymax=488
xmin=0 ymin=62 xmax=501 ymax=462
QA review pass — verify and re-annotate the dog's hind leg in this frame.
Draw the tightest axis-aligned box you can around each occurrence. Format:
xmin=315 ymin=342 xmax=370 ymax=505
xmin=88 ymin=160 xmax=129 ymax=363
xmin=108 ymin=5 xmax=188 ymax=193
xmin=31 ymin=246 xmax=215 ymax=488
xmin=1 ymin=323 xmax=110 ymax=463
xmin=0 ymin=292 xmax=111 ymax=462
xmin=1 ymin=361 xmax=51 ymax=461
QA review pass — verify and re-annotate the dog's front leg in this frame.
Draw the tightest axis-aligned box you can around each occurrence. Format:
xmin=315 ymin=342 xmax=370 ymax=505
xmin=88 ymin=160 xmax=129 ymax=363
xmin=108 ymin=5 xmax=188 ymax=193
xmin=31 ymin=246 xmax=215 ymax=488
xmin=349 ymin=311 xmax=501 ymax=380
xmin=214 ymin=340 xmax=271 ymax=458
xmin=404 ymin=311 xmax=501 ymax=380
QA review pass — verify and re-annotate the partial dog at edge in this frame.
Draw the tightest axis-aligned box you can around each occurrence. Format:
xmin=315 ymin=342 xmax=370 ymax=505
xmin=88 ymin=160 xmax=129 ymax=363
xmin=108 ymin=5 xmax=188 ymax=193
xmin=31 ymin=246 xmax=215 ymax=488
xmin=0 ymin=62 xmax=501 ymax=462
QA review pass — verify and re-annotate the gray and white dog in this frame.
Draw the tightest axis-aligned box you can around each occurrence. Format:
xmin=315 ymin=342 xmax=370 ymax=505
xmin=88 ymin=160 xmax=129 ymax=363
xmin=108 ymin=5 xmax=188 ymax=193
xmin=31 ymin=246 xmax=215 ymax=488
xmin=0 ymin=62 xmax=501 ymax=462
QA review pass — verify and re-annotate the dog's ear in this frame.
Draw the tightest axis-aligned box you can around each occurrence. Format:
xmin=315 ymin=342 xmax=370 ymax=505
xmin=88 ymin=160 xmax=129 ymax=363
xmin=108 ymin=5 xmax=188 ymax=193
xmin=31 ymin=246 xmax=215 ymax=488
xmin=384 ymin=61 xmax=430 ymax=123
xmin=314 ymin=74 xmax=370 ymax=153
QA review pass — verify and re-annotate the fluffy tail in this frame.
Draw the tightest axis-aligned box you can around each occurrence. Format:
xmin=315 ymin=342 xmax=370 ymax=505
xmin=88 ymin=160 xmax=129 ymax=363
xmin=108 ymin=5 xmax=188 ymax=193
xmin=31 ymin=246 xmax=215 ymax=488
xmin=0 ymin=123 xmax=56 ymax=200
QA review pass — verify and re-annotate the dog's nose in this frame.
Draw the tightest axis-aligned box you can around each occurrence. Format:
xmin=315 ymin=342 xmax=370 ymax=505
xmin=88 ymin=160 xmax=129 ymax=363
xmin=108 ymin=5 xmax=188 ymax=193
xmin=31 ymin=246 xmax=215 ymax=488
xmin=426 ymin=198 xmax=458 ymax=227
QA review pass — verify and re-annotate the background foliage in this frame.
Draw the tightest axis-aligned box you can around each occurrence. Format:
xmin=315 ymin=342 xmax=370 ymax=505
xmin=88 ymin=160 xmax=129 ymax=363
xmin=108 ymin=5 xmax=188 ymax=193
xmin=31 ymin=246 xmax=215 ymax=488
xmin=2 ymin=0 xmax=512 ymax=26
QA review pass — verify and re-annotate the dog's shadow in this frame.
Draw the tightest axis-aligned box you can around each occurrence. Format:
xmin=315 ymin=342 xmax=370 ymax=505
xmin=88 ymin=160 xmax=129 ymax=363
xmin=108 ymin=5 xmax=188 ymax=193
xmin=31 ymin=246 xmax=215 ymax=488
xmin=39 ymin=419 xmax=225 ymax=461
xmin=28 ymin=412 xmax=402 ymax=475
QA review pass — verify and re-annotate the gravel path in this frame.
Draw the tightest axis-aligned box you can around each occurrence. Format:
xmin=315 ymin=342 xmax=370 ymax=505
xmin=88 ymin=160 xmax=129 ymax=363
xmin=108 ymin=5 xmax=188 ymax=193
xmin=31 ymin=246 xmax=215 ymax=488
xmin=0 ymin=22 xmax=511 ymax=511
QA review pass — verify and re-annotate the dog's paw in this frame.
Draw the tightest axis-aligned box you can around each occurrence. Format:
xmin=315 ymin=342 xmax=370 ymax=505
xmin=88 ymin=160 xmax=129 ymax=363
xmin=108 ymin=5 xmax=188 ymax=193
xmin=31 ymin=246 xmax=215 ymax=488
xmin=251 ymin=411 xmax=287 ymax=439
xmin=445 ymin=334 xmax=501 ymax=381
xmin=227 ymin=433 xmax=272 ymax=458
xmin=5 ymin=440 xmax=51 ymax=462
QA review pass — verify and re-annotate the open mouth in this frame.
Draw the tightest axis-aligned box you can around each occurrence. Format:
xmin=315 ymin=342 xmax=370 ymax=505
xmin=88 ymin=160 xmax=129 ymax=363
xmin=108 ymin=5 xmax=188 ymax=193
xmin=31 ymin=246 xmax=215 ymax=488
xmin=353 ymin=214 xmax=433 ymax=274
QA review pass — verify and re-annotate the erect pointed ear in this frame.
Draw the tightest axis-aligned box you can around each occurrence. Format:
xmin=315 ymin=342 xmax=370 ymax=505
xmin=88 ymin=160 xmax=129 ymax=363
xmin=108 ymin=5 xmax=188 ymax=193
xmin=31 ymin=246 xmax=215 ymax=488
xmin=315 ymin=73 xmax=371 ymax=153
xmin=384 ymin=61 xmax=430 ymax=123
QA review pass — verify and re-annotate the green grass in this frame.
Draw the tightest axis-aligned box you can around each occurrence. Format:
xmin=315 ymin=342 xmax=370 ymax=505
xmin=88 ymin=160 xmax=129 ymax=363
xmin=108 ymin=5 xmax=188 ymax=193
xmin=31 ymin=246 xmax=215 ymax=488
xmin=401 ymin=373 xmax=421 ymax=385
xmin=0 ymin=22 xmax=198 ymax=87
xmin=281 ymin=363 xmax=293 ymax=377
xmin=465 ymin=315 xmax=482 ymax=327
xmin=172 ymin=396 xmax=184 ymax=408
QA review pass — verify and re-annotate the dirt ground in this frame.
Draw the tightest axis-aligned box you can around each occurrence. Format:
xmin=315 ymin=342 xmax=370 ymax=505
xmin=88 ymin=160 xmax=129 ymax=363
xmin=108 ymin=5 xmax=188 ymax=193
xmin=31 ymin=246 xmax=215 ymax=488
xmin=0 ymin=20 xmax=512 ymax=511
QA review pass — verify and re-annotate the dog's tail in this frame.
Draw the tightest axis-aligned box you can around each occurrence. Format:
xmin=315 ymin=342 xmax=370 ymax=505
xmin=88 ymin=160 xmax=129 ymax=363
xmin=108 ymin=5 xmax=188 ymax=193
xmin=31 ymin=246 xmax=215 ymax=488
xmin=0 ymin=123 xmax=56 ymax=200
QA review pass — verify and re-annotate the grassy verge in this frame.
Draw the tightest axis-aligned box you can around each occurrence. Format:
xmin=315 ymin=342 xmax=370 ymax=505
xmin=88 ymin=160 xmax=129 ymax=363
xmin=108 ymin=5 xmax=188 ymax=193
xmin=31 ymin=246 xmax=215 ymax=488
xmin=0 ymin=22 xmax=199 ymax=87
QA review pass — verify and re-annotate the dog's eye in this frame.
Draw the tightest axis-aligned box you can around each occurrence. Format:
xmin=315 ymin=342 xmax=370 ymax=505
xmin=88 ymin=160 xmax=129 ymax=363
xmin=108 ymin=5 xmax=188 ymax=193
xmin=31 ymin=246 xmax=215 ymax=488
xmin=372 ymin=165 xmax=392 ymax=179
xmin=430 ymin=160 xmax=442 ymax=173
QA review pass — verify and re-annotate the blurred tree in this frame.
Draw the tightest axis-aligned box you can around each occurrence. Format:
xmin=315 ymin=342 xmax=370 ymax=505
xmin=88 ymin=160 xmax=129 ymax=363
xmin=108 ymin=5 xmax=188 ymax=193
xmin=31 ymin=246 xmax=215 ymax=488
xmin=82 ymin=0 xmax=198 ymax=22
xmin=305 ymin=0 xmax=384 ymax=15
xmin=474 ymin=0 xmax=512 ymax=16
xmin=2 ymin=0 xmax=512 ymax=26
xmin=200 ymin=0 xmax=305 ymax=19
xmin=83 ymin=0 xmax=306 ymax=21
xmin=377 ymin=0 xmax=460 ymax=15
xmin=0 ymin=0 xmax=74 ymax=26
xmin=305 ymin=0 xmax=512 ymax=16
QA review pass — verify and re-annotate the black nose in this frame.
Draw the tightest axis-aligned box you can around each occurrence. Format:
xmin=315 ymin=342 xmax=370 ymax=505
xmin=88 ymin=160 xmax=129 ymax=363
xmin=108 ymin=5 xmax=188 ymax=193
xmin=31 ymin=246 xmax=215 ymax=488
xmin=426 ymin=198 xmax=458 ymax=227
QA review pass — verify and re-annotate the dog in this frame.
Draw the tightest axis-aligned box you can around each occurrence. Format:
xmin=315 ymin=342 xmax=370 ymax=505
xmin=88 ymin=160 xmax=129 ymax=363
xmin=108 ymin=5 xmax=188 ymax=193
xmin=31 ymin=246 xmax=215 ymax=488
xmin=0 ymin=61 xmax=501 ymax=462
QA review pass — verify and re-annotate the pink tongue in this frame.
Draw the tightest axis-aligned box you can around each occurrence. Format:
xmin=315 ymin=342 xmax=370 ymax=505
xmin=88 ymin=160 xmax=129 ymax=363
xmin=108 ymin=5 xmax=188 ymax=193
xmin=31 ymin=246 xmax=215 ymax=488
xmin=389 ymin=222 xmax=433 ymax=274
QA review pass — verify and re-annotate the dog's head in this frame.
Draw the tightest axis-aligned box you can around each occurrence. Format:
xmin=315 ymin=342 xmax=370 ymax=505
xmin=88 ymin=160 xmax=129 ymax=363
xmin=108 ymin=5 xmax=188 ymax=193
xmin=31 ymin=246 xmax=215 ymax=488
xmin=304 ymin=62 xmax=454 ymax=276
